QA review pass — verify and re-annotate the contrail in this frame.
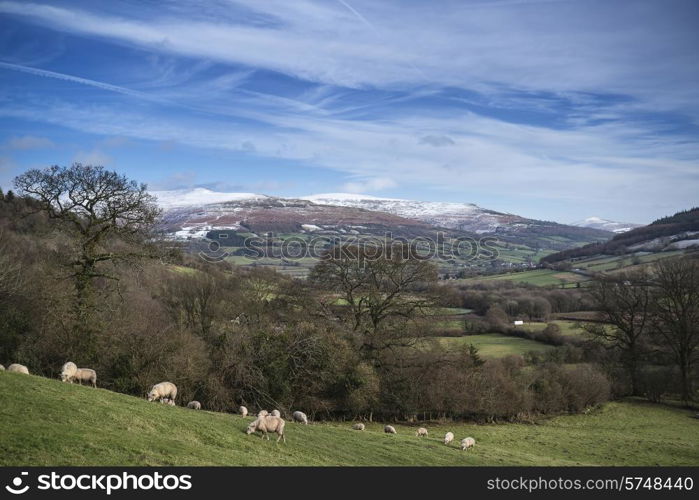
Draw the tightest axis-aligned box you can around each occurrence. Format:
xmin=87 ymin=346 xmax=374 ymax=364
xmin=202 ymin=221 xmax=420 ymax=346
xmin=0 ymin=61 xmax=164 ymax=103
xmin=336 ymin=0 xmax=381 ymax=37
xmin=335 ymin=0 xmax=429 ymax=82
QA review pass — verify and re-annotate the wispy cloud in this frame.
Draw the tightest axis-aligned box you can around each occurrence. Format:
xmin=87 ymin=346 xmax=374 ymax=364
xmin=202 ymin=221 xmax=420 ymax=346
xmin=2 ymin=134 xmax=54 ymax=150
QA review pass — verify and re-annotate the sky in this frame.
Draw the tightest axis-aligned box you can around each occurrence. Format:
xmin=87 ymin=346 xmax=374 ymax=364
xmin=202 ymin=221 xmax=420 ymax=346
xmin=0 ymin=0 xmax=697 ymax=224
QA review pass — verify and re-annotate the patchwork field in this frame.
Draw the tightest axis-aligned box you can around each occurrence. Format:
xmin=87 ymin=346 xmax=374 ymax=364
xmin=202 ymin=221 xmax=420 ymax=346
xmin=1 ymin=373 xmax=697 ymax=466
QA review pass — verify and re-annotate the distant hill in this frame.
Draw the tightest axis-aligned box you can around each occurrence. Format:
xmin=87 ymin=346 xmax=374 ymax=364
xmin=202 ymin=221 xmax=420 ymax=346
xmin=155 ymin=189 xmax=612 ymax=253
xmin=571 ymin=216 xmax=642 ymax=233
xmin=542 ymin=208 xmax=699 ymax=264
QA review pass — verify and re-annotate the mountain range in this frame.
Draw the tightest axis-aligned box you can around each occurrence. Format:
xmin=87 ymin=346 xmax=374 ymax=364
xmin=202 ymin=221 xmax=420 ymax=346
xmin=153 ymin=189 xmax=615 ymax=254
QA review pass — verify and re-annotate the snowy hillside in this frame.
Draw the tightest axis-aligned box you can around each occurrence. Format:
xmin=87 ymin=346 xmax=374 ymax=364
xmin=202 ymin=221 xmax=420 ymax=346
xmin=152 ymin=189 xmax=613 ymax=249
xmin=152 ymin=188 xmax=267 ymax=209
xmin=571 ymin=216 xmax=641 ymax=234
xmin=301 ymin=193 xmax=516 ymax=233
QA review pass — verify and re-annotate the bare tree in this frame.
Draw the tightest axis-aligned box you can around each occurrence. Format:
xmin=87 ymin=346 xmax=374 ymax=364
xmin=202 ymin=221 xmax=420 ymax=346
xmin=585 ymin=270 xmax=652 ymax=396
xmin=310 ymin=241 xmax=438 ymax=360
xmin=650 ymin=258 xmax=699 ymax=404
xmin=14 ymin=164 xmax=160 ymax=337
xmin=0 ymin=230 xmax=23 ymax=298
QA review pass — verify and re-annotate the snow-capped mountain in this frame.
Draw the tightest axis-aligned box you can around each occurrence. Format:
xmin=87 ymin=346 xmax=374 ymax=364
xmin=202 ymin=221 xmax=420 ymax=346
xmin=152 ymin=188 xmax=267 ymax=209
xmin=153 ymin=189 xmax=613 ymax=250
xmin=571 ymin=216 xmax=641 ymax=234
xmin=157 ymin=193 xmax=435 ymax=240
xmin=301 ymin=193 xmax=519 ymax=233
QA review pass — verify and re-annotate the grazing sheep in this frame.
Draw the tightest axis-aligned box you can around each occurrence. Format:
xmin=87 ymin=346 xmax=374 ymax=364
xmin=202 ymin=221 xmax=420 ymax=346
xmin=292 ymin=411 xmax=308 ymax=425
xmin=384 ymin=425 xmax=397 ymax=434
xmin=147 ymin=382 xmax=177 ymax=403
xmin=7 ymin=363 xmax=29 ymax=374
xmin=239 ymin=406 xmax=248 ymax=417
xmin=460 ymin=437 xmax=476 ymax=451
xmin=167 ymin=399 xmax=176 ymax=406
xmin=352 ymin=423 xmax=365 ymax=431
xmin=74 ymin=368 xmax=97 ymax=387
xmin=0 ymin=364 xmax=4 ymax=371
xmin=60 ymin=361 xmax=77 ymax=382
xmin=416 ymin=427 xmax=428 ymax=437
xmin=246 ymin=415 xmax=286 ymax=443
xmin=271 ymin=409 xmax=281 ymax=417
xmin=257 ymin=410 xmax=269 ymax=417
xmin=187 ymin=401 xmax=202 ymax=410
xmin=444 ymin=432 xmax=454 ymax=445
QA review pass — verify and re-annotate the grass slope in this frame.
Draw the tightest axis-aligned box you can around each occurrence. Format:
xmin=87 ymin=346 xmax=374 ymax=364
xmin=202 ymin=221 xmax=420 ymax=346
xmin=1 ymin=373 xmax=697 ymax=466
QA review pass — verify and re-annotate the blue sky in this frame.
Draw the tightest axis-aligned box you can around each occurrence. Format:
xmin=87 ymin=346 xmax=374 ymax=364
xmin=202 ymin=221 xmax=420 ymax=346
xmin=0 ymin=0 xmax=697 ymax=223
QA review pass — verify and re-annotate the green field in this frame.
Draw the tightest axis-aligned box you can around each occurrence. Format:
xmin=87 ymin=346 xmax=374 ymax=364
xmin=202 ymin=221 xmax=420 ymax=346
xmin=429 ymin=333 xmax=555 ymax=357
xmin=521 ymin=321 xmax=588 ymax=338
xmin=458 ymin=269 xmax=587 ymax=287
xmin=1 ymin=373 xmax=697 ymax=466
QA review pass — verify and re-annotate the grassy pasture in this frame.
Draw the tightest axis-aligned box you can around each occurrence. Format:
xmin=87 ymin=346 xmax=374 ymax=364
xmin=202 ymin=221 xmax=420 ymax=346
xmin=1 ymin=373 xmax=697 ymax=466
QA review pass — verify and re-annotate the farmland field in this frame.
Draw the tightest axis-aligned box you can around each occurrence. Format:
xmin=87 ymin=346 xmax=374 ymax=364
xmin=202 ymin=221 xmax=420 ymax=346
xmin=429 ymin=333 xmax=554 ymax=357
xmin=457 ymin=269 xmax=587 ymax=287
xmin=520 ymin=320 xmax=588 ymax=338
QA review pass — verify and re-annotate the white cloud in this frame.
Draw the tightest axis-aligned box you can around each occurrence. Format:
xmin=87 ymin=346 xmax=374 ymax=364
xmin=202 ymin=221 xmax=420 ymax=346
xmin=342 ymin=177 xmax=397 ymax=193
xmin=419 ymin=135 xmax=455 ymax=147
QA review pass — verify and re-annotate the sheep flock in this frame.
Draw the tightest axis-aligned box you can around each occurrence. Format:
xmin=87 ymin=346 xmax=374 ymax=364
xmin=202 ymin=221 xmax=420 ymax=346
xmin=2 ymin=361 xmax=479 ymax=456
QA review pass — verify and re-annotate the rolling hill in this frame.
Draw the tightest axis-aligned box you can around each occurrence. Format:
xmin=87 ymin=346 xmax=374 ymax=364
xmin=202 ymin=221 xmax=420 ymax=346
xmin=153 ymin=189 xmax=612 ymax=259
xmin=1 ymin=372 xmax=697 ymax=466
xmin=542 ymin=208 xmax=699 ymax=264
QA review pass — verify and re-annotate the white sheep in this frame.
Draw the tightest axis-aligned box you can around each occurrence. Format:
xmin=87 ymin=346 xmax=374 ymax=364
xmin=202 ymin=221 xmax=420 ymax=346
xmin=187 ymin=401 xmax=202 ymax=410
xmin=352 ymin=423 xmax=365 ymax=431
xmin=60 ymin=361 xmax=77 ymax=382
xmin=271 ymin=409 xmax=281 ymax=417
xmin=0 ymin=364 xmax=5 ymax=371
xmin=444 ymin=431 xmax=454 ymax=445
xmin=257 ymin=410 xmax=269 ymax=417
xmin=74 ymin=368 xmax=97 ymax=387
xmin=7 ymin=363 xmax=29 ymax=374
xmin=460 ymin=437 xmax=476 ymax=451
xmin=167 ymin=399 xmax=176 ymax=406
xmin=292 ymin=411 xmax=308 ymax=425
xmin=246 ymin=415 xmax=286 ymax=443
xmin=384 ymin=425 xmax=397 ymax=434
xmin=416 ymin=427 xmax=428 ymax=437
xmin=147 ymin=381 xmax=177 ymax=403
xmin=239 ymin=406 xmax=248 ymax=417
